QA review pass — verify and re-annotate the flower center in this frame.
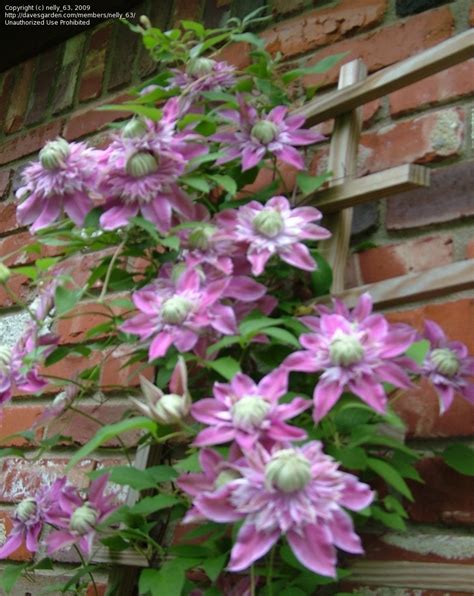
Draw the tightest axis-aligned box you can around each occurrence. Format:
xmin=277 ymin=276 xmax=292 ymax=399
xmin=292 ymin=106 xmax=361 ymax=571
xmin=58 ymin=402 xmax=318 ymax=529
xmin=231 ymin=395 xmax=271 ymax=431
xmin=125 ymin=151 xmax=159 ymax=178
xmin=39 ymin=138 xmax=70 ymax=170
xmin=265 ymin=449 xmax=312 ymax=493
xmin=188 ymin=226 xmax=217 ymax=251
xmin=253 ymin=209 xmax=284 ymax=238
xmin=70 ymin=502 xmax=98 ymax=535
xmin=122 ymin=119 xmax=148 ymax=139
xmin=251 ymin=120 xmax=279 ymax=145
xmin=329 ymin=334 xmax=364 ymax=367
xmin=215 ymin=469 xmax=241 ymax=489
xmin=16 ymin=498 xmax=37 ymax=523
xmin=0 ymin=345 xmax=12 ymax=374
xmin=161 ymin=296 xmax=192 ymax=325
xmin=431 ymin=348 xmax=460 ymax=377
xmin=187 ymin=57 xmax=216 ymax=78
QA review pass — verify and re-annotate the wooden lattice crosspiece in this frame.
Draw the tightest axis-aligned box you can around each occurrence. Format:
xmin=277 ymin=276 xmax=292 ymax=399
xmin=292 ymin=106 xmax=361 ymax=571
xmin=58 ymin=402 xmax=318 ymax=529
xmin=92 ymin=28 xmax=474 ymax=593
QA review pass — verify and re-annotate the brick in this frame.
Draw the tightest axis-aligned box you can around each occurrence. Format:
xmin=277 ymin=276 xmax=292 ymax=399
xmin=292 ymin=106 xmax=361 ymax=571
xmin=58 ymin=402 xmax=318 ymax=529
xmin=387 ymin=299 xmax=474 ymax=438
xmin=358 ymin=108 xmax=464 ymax=174
xmin=101 ymin=354 xmax=154 ymax=389
xmin=4 ymin=59 xmax=34 ymax=133
xmin=33 ymin=352 xmax=101 ymax=397
xmin=351 ymin=202 xmax=379 ymax=237
xmin=108 ymin=23 xmax=139 ymax=91
xmin=45 ymin=402 xmax=140 ymax=447
xmin=357 ymin=235 xmax=453 ymax=284
xmin=396 ymin=0 xmax=453 ymax=17
xmin=0 ymin=405 xmax=43 ymax=446
xmin=0 ymin=201 xmax=22 ymax=234
xmin=0 ymin=273 xmax=30 ymax=309
xmin=262 ymin=0 xmax=386 ymax=60
xmin=406 ymin=457 xmax=474 ymax=524
xmin=63 ymin=92 xmax=133 ymax=140
xmin=25 ymin=47 xmax=62 ymax=126
xmin=470 ymin=3 xmax=474 ymax=26
xmin=0 ymin=231 xmax=60 ymax=267
xmin=390 ymin=59 xmax=474 ymax=116
xmin=0 ymin=119 xmax=63 ymax=166
xmin=0 ymin=512 xmax=32 ymax=561
xmin=173 ymin=0 xmax=203 ymax=24
xmin=78 ymin=24 xmax=112 ymax=102
xmin=269 ymin=0 xmax=308 ymax=16
xmin=466 ymin=239 xmax=474 ymax=259
xmin=52 ymin=34 xmax=86 ymax=114
xmin=385 ymin=159 xmax=474 ymax=230
xmin=0 ymin=457 xmax=94 ymax=502
xmin=203 ymin=0 xmax=231 ymax=27
xmin=0 ymin=70 xmax=15 ymax=133
xmin=315 ymin=99 xmax=381 ymax=137
xmin=0 ymin=170 xmax=11 ymax=198
xmin=302 ymin=7 xmax=454 ymax=89
xmin=55 ymin=298 xmax=124 ymax=344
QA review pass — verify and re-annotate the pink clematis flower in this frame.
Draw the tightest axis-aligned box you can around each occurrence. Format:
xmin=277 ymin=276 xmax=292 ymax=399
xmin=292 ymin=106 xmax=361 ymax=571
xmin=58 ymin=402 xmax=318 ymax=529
xmin=169 ymin=58 xmax=236 ymax=96
xmin=422 ymin=320 xmax=474 ymax=413
xmin=121 ymin=268 xmax=237 ymax=360
xmin=46 ymin=475 xmax=118 ymax=557
xmin=191 ymin=367 xmax=310 ymax=450
xmin=16 ymin=138 xmax=100 ymax=232
xmin=214 ymin=97 xmax=324 ymax=171
xmin=284 ymin=293 xmax=416 ymax=421
xmin=217 ymin=195 xmax=331 ymax=275
xmin=193 ymin=441 xmax=373 ymax=575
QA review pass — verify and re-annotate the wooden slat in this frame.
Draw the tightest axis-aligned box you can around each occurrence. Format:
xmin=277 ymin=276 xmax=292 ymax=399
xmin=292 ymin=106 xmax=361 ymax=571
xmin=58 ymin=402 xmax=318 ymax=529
xmin=294 ymin=29 xmax=474 ymax=127
xmin=313 ymin=260 xmax=474 ymax=309
xmin=319 ymin=59 xmax=366 ymax=293
xmin=301 ymin=164 xmax=430 ymax=213
xmin=348 ymin=561 xmax=474 ymax=591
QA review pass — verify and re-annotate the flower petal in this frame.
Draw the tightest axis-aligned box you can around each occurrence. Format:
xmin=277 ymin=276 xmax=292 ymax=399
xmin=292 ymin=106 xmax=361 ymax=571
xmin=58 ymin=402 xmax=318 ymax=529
xmin=287 ymin=524 xmax=337 ymax=577
xmin=228 ymin=523 xmax=280 ymax=571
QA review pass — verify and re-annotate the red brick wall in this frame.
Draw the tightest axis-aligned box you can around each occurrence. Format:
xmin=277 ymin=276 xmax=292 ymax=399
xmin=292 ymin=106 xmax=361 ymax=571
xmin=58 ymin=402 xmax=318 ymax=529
xmin=0 ymin=0 xmax=473 ymax=592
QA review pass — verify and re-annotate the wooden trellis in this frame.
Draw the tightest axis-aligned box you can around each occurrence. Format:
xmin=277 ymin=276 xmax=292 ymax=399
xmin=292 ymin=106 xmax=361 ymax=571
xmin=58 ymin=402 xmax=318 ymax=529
xmin=91 ymin=29 xmax=474 ymax=594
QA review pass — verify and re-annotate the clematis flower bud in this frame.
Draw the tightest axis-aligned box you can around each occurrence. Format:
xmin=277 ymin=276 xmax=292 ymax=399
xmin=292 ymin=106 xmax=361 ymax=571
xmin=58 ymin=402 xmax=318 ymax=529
xmin=265 ymin=449 xmax=312 ymax=493
xmin=122 ymin=119 xmax=148 ymax=139
xmin=252 ymin=209 xmax=284 ymax=238
xmin=70 ymin=502 xmax=98 ymax=535
xmin=251 ymin=120 xmax=279 ymax=144
xmin=161 ymin=296 xmax=192 ymax=325
xmin=231 ymin=396 xmax=271 ymax=431
xmin=188 ymin=226 xmax=217 ymax=251
xmin=125 ymin=151 xmax=159 ymax=178
xmin=15 ymin=498 xmax=37 ymax=523
xmin=139 ymin=15 xmax=152 ymax=29
xmin=0 ymin=263 xmax=11 ymax=283
xmin=39 ymin=138 xmax=70 ymax=170
xmin=187 ymin=57 xmax=216 ymax=78
xmin=215 ymin=468 xmax=241 ymax=489
xmin=329 ymin=334 xmax=364 ymax=366
xmin=0 ymin=345 xmax=12 ymax=373
xmin=131 ymin=357 xmax=191 ymax=425
xmin=431 ymin=348 xmax=460 ymax=377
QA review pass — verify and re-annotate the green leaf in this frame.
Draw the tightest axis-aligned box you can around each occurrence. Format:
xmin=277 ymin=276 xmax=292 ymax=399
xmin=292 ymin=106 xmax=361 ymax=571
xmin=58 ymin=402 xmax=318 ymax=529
xmin=98 ymin=104 xmax=163 ymax=120
xmin=231 ymin=32 xmax=264 ymax=48
xmin=128 ymin=494 xmax=180 ymax=515
xmin=180 ymin=20 xmax=205 ymax=38
xmin=36 ymin=257 xmax=60 ymax=270
xmin=92 ymin=466 xmax=176 ymax=490
xmin=181 ymin=175 xmax=211 ymax=193
xmin=327 ymin=446 xmax=368 ymax=470
xmin=296 ymin=171 xmax=332 ymax=196
xmin=239 ymin=314 xmax=284 ymax=337
xmin=384 ymin=495 xmax=408 ymax=518
xmin=371 ymin=505 xmax=406 ymax=531
xmin=263 ymin=327 xmax=300 ymax=348
xmin=174 ymin=450 xmax=201 ymax=473
xmin=55 ymin=286 xmax=83 ymax=316
xmin=139 ymin=559 xmax=200 ymax=596
xmin=130 ymin=216 xmax=160 ymax=241
xmin=66 ymin=417 xmax=157 ymax=471
xmin=160 ymin=236 xmax=180 ymax=251
xmin=0 ymin=564 xmax=28 ymax=594
xmin=202 ymin=554 xmax=227 ymax=582
xmin=207 ymin=357 xmax=241 ymax=380
xmin=208 ymin=174 xmax=237 ymax=196
xmin=443 ymin=444 xmax=474 ymax=476
xmin=206 ymin=335 xmax=241 ymax=355
xmin=405 ymin=339 xmax=430 ymax=365
xmin=13 ymin=265 xmax=37 ymax=280
xmin=367 ymin=457 xmax=414 ymax=501
xmin=310 ymin=250 xmax=333 ymax=297
xmin=281 ymin=53 xmax=348 ymax=84
xmin=0 ymin=447 xmax=25 ymax=458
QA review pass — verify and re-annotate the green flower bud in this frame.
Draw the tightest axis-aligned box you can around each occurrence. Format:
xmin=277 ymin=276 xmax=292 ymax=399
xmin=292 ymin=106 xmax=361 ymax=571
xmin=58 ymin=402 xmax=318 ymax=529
xmin=0 ymin=345 xmax=12 ymax=373
xmin=431 ymin=348 xmax=460 ymax=377
xmin=188 ymin=226 xmax=217 ymax=251
xmin=70 ymin=502 xmax=98 ymax=535
xmin=125 ymin=151 xmax=159 ymax=178
xmin=0 ymin=263 xmax=11 ymax=283
xmin=39 ymin=138 xmax=70 ymax=170
xmin=253 ymin=209 xmax=284 ymax=238
xmin=187 ymin=57 xmax=216 ymax=78
xmin=265 ymin=449 xmax=312 ymax=493
xmin=251 ymin=120 xmax=279 ymax=145
xmin=16 ymin=498 xmax=37 ymax=523
xmin=329 ymin=334 xmax=364 ymax=366
xmin=215 ymin=469 xmax=241 ymax=489
xmin=153 ymin=393 xmax=189 ymax=424
xmin=139 ymin=15 xmax=152 ymax=29
xmin=231 ymin=396 xmax=271 ymax=430
xmin=161 ymin=296 xmax=192 ymax=325
xmin=122 ymin=119 xmax=148 ymax=139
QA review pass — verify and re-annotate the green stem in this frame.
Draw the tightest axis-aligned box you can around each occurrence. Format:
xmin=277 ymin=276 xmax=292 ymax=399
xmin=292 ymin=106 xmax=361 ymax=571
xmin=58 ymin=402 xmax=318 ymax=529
xmin=71 ymin=542 xmax=98 ymax=596
xmin=266 ymin=546 xmax=275 ymax=596
xmin=98 ymin=241 xmax=125 ymax=302
xmin=250 ymin=564 xmax=256 ymax=596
